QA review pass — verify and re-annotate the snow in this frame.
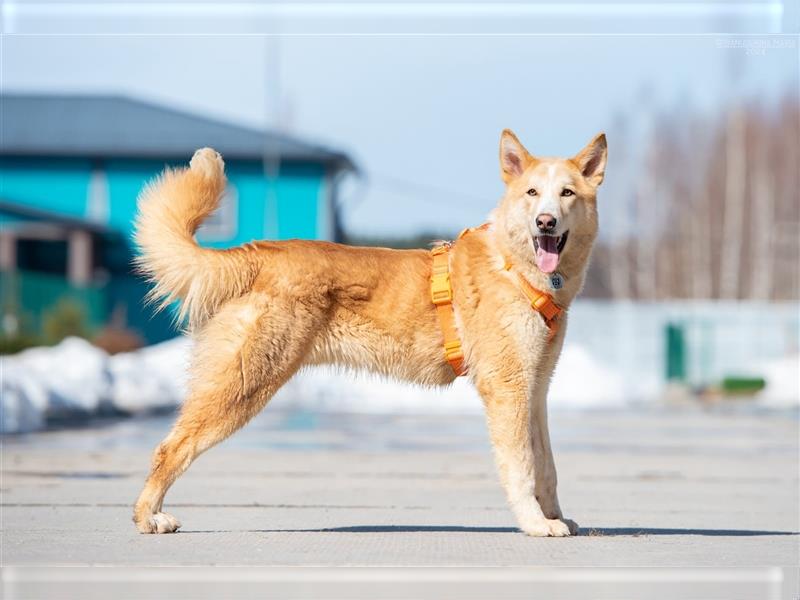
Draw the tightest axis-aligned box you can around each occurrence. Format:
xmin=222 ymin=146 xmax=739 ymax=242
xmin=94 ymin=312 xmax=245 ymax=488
xmin=756 ymin=354 xmax=800 ymax=408
xmin=1 ymin=338 xmax=109 ymax=434
xmin=106 ymin=337 xmax=191 ymax=414
xmin=1 ymin=337 xmax=191 ymax=434
xmin=549 ymin=345 xmax=628 ymax=409
xmin=2 ymin=327 xmax=797 ymax=434
xmin=2 ymin=335 xmax=633 ymax=434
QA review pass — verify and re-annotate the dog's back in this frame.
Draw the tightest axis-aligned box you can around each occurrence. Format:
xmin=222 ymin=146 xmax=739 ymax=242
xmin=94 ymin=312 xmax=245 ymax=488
xmin=134 ymin=148 xmax=454 ymax=385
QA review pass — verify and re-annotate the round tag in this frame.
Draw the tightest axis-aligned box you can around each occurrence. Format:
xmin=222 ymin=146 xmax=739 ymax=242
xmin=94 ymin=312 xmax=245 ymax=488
xmin=550 ymin=273 xmax=564 ymax=290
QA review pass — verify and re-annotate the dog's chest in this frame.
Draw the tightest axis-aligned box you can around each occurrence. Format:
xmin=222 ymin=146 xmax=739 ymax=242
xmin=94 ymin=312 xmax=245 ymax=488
xmin=485 ymin=293 xmax=554 ymax=365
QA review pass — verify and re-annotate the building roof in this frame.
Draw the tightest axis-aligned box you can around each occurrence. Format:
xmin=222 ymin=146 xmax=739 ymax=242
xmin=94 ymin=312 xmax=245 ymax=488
xmin=0 ymin=200 xmax=117 ymax=237
xmin=0 ymin=94 xmax=355 ymax=172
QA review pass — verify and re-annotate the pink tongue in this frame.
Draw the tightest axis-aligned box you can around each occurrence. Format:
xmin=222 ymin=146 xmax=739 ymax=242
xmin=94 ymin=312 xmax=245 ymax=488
xmin=535 ymin=236 xmax=560 ymax=273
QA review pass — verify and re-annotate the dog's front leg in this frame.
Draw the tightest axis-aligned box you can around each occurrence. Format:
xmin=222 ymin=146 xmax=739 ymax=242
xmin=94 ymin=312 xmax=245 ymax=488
xmin=526 ymin=322 xmax=578 ymax=535
xmin=531 ymin=401 xmax=562 ymax=519
xmin=531 ymin=394 xmax=579 ymax=535
xmin=477 ymin=371 xmax=573 ymax=537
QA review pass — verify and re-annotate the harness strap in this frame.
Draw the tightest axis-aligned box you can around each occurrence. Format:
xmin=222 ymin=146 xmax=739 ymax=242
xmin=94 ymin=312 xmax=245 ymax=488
xmin=430 ymin=224 xmax=564 ymax=376
xmin=504 ymin=263 xmax=563 ymax=341
xmin=430 ymin=244 xmax=466 ymax=376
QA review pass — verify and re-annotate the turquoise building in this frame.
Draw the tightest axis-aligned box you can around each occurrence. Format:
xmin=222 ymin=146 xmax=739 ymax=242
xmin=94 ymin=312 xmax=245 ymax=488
xmin=0 ymin=94 xmax=355 ymax=344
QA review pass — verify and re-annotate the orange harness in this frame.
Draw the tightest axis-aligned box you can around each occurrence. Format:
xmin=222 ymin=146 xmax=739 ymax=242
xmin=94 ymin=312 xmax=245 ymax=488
xmin=430 ymin=225 xmax=564 ymax=377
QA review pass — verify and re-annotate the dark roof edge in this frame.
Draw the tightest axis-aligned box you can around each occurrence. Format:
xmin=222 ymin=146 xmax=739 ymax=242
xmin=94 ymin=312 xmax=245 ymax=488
xmin=0 ymin=148 xmax=355 ymax=170
xmin=0 ymin=199 xmax=117 ymax=236
xmin=0 ymin=92 xmax=357 ymax=173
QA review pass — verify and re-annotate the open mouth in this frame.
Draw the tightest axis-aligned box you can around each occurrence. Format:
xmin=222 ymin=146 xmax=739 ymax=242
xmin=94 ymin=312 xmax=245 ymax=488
xmin=532 ymin=231 xmax=569 ymax=274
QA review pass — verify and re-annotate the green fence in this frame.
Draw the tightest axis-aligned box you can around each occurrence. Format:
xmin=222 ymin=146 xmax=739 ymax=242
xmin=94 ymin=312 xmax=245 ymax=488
xmin=665 ymin=322 xmax=687 ymax=382
xmin=0 ymin=270 xmax=107 ymax=338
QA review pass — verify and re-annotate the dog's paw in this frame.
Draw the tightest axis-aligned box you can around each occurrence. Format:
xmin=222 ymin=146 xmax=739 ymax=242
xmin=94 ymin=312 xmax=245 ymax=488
xmin=134 ymin=511 xmax=181 ymax=534
xmin=544 ymin=518 xmax=573 ymax=537
xmin=521 ymin=518 xmax=574 ymax=537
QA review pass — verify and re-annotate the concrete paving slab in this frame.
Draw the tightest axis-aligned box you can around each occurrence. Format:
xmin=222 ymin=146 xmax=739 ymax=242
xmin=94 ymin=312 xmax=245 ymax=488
xmin=1 ymin=408 xmax=798 ymax=597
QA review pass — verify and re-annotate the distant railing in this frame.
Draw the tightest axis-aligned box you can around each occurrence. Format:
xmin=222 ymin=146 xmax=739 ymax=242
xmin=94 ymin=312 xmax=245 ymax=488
xmin=566 ymin=300 xmax=800 ymax=399
xmin=0 ymin=269 xmax=106 ymax=338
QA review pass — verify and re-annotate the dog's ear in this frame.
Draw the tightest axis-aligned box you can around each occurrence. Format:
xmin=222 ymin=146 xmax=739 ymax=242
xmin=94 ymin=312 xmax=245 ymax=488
xmin=499 ymin=129 xmax=533 ymax=185
xmin=574 ymin=133 xmax=607 ymax=187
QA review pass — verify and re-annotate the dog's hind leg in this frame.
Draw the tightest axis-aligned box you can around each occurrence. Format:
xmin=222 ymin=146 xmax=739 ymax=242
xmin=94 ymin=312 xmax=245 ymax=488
xmin=133 ymin=295 xmax=320 ymax=533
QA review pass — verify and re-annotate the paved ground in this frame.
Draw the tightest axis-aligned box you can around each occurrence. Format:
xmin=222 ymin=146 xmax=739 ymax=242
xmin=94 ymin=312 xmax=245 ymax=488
xmin=1 ymin=407 xmax=798 ymax=597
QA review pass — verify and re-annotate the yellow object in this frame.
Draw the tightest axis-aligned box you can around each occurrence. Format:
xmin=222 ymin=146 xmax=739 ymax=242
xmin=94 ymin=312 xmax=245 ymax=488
xmin=430 ymin=244 xmax=466 ymax=376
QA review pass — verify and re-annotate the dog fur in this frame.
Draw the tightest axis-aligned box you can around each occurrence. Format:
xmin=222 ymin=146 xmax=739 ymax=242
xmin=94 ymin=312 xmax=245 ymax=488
xmin=132 ymin=130 xmax=607 ymax=536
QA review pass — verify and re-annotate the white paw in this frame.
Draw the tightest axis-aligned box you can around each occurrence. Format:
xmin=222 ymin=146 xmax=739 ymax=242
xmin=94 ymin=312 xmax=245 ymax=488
xmin=545 ymin=518 xmax=572 ymax=537
xmin=521 ymin=518 xmax=574 ymax=537
xmin=136 ymin=511 xmax=182 ymax=534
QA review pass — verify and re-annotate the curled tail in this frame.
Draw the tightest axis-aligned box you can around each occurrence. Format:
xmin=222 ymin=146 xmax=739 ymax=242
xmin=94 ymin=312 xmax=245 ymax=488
xmin=134 ymin=148 xmax=260 ymax=329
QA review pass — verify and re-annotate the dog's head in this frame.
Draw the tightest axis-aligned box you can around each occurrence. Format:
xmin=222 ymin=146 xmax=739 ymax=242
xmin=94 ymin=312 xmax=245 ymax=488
xmin=492 ymin=130 xmax=607 ymax=280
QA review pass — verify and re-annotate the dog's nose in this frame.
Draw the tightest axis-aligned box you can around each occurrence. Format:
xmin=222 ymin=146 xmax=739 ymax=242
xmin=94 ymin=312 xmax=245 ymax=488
xmin=536 ymin=213 xmax=557 ymax=233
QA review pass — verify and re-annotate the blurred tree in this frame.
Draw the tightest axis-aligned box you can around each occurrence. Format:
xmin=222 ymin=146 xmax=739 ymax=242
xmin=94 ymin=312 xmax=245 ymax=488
xmin=584 ymin=91 xmax=799 ymax=302
xmin=42 ymin=298 xmax=90 ymax=344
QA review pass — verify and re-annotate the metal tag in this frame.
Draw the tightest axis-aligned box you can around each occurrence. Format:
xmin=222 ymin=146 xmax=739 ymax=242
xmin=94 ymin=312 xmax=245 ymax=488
xmin=550 ymin=273 xmax=564 ymax=290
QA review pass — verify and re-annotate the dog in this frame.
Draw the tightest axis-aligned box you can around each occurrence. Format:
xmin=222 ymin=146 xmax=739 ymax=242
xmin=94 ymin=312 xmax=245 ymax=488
xmin=132 ymin=130 xmax=607 ymax=537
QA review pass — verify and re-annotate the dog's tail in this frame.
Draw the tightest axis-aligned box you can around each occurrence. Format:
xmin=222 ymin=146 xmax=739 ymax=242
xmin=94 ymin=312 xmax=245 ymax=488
xmin=134 ymin=148 xmax=260 ymax=329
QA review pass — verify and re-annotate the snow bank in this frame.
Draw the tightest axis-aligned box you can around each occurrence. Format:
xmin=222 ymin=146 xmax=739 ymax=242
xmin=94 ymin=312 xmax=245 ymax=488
xmin=278 ymin=344 xmax=630 ymax=414
xmin=3 ymin=335 xmax=796 ymax=434
xmin=107 ymin=337 xmax=191 ymax=414
xmin=549 ymin=345 xmax=628 ymax=408
xmin=756 ymin=354 xmax=800 ymax=408
xmin=1 ymin=338 xmax=109 ymax=434
xmin=1 ymin=337 xmax=191 ymax=434
xmin=2 ymin=336 xmax=633 ymax=433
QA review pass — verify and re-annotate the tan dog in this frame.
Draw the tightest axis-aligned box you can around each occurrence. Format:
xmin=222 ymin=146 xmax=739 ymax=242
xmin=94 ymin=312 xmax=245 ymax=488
xmin=132 ymin=130 xmax=607 ymax=537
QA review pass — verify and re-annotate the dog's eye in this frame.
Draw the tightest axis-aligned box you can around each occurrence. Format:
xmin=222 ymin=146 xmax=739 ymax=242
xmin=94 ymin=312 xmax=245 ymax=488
xmin=561 ymin=189 xmax=575 ymax=197
xmin=527 ymin=189 xmax=537 ymax=196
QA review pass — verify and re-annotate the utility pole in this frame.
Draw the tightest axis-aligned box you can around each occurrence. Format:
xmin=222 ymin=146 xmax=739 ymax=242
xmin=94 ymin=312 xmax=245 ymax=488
xmin=719 ymin=107 xmax=746 ymax=300
xmin=634 ymin=160 xmax=658 ymax=301
xmin=690 ymin=121 xmax=714 ymax=300
xmin=750 ymin=126 xmax=774 ymax=300
xmin=718 ymin=49 xmax=747 ymax=301
xmin=632 ymin=86 xmax=657 ymax=301
xmin=608 ymin=113 xmax=631 ymax=300
xmin=263 ymin=34 xmax=282 ymax=240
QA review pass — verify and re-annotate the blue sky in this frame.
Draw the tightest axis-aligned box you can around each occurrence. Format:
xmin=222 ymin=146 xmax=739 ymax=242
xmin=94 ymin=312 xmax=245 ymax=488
xmin=2 ymin=2 xmax=797 ymax=236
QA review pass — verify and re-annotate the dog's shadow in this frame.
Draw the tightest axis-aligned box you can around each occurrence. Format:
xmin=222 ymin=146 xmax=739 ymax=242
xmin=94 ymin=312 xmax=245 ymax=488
xmin=185 ymin=525 xmax=798 ymax=537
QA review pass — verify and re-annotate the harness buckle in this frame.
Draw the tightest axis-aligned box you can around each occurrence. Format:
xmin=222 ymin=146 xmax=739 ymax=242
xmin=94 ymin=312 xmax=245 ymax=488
xmin=431 ymin=246 xmax=454 ymax=305
xmin=532 ymin=295 xmax=561 ymax=322
xmin=443 ymin=340 xmax=465 ymax=367
xmin=431 ymin=274 xmax=453 ymax=305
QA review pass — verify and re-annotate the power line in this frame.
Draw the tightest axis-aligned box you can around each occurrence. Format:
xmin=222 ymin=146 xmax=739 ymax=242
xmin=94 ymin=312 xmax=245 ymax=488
xmin=367 ymin=171 xmax=493 ymax=208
